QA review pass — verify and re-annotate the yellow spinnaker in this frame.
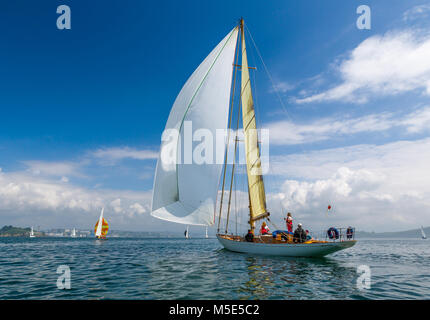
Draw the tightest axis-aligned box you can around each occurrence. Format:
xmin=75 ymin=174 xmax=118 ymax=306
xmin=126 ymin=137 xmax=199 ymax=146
xmin=94 ymin=218 xmax=109 ymax=237
xmin=240 ymin=25 xmax=267 ymax=222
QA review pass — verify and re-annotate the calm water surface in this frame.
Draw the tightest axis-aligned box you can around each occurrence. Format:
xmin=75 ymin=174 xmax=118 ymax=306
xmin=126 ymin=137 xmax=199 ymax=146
xmin=0 ymin=237 xmax=429 ymax=299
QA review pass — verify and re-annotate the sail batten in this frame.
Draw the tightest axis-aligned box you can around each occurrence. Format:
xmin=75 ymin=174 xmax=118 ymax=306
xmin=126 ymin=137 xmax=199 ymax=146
xmin=240 ymin=24 xmax=268 ymax=224
xmin=151 ymin=27 xmax=239 ymax=226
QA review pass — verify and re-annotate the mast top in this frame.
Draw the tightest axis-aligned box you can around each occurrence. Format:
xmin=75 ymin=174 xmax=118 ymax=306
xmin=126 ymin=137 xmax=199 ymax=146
xmin=239 ymin=17 xmax=244 ymax=29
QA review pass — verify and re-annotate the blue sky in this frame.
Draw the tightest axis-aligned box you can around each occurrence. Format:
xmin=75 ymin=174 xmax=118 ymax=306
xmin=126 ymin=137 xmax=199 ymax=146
xmin=1 ymin=0 xmax=430 ymax=233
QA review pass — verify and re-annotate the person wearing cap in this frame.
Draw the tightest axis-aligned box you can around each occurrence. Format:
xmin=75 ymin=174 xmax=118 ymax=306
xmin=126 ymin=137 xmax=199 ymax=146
xmin=305 ymin=229 xmax=312 ymax=241
xmin=293 ymin=223 xmax=306 ymax=243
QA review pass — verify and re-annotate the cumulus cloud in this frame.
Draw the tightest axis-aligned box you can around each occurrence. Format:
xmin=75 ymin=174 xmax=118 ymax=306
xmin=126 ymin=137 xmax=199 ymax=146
xmin=295 ymin=29 xmax=430 ymax=103
xmin=265 ymin=138 xmax=430 ymax=232
xmin=0 ymin=168 xmax=151 ymax=227
xmin=267 ymin=106 xmax=430 ymax=145
xmin=129 ymin=203 xmax=147 ymax=216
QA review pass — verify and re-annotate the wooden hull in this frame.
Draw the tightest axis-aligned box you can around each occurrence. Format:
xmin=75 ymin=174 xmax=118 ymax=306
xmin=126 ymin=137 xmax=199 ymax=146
xmin=217 ymin=235 xmax=356 ymax=257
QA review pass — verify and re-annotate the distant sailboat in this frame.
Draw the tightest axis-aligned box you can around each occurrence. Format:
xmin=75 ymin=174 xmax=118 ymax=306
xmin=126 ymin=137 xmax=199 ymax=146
xmin=150 ymin=18 xmax=356 ymax=257
xmin=421 ymin=226 xmax=427 ymax=240
xmin=94 ymin=208 xmax=109 ymax=240
xmin=205 ymin=226 xmax=208 ymax=239
xmin=29 ymin=226 xmax=35 ymax=238
xmin=71 ymin=228 xmax=77 ymax=238
xmin=184 ymin=226 xmax=189 ymax=239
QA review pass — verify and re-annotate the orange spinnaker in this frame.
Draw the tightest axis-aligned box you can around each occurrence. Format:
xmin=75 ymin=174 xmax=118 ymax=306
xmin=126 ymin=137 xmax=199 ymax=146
xmin=94 ymin=218 xmax=109 ymax=237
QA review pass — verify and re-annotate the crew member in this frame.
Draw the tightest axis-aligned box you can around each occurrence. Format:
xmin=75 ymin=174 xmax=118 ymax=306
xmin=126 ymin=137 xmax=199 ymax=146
xmin=260 ymin=222 xmax=270 ymax=235
xmin=293 ymin=223 xmax=306 ymax=243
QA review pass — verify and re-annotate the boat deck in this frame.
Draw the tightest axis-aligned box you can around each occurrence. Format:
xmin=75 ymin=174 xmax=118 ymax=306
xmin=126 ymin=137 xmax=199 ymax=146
xmin=218 ymin=233 xmax=331 ymax=245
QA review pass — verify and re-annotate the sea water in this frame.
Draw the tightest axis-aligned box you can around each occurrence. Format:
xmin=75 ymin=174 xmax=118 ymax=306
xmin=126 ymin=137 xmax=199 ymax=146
xmin=0 ymin=237 xmax=429 ymax=299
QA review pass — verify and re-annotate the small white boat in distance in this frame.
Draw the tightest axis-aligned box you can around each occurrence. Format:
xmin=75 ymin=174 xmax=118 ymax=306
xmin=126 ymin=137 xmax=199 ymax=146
xmin=29 ymin=226 xmax=35 ymax=238
xmin=205 ymin=227 xmax=208 ymax=239
xmin=184 ymin=226 xmax=189 ymax=239
xmin=71 ymin=228 xmax=77 ymax=238
xmin=421 ymin=226 xmax=427 ymax=239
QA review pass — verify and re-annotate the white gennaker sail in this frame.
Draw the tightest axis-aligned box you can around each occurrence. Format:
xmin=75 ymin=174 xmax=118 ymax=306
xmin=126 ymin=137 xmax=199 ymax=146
xmin=151 ymin=27 xmax=239 ymax=226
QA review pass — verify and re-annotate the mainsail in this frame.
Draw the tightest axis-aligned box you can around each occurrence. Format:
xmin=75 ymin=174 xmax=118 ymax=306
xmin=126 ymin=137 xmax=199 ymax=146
xmin=240 ymin=23 xmax=268 ymax=224
xmin=151 ymin=27 xmax=239 ymax=226
xmin=95 ymin=208 xmax=108 ymax=238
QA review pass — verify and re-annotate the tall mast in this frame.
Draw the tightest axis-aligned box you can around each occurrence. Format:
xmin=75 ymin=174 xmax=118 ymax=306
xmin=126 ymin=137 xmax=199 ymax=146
xmin=239 ymin=18 xmax=269 ymax=232
xmin=217 ymin=23 xmax=241 ymax=233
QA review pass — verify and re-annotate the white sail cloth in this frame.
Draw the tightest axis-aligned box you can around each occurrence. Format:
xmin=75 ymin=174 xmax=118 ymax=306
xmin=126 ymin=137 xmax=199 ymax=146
xmin=95 ymin=207 xmax=104 ymax=237
xmin=151 ymin=27 xmax=239 ymax=226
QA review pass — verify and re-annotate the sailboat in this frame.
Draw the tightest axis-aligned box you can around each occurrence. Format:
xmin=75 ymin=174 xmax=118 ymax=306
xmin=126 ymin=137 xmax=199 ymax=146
xmin=205 ymin=226 xmax=209 ymax=239
xmin=184 ymin=226 xmax=189 ymax=239
xmin=421 ymin=226 xmax=427 ymax=240
xmin=29 ymin=226 xmax=35 ymax=238
xmin=71 ymin=228 xmax=77 ymax=238
xmin=150 ymin=18 xmax=356 ymax=257
xmin=94 ymin=208 xmax=109 ymax=240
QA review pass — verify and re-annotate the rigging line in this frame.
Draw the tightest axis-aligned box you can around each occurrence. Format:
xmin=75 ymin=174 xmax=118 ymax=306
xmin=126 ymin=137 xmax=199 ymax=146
xmin=218 ymin=26 xmax=241 ymax=233
xmin=244 ymin=24 xmax=310 ymax=158
xmin=235 ymin=160 xmax=238 ymax=236
xmin=218 ymin=215 xmax=251 ymax=229
xmin=243 ymin=24 xmax=295 ymax=124
xmin=225 ymin=93 xmax=242 ymax=234
xmin=245 ymin=23 xmax=318 ymax=217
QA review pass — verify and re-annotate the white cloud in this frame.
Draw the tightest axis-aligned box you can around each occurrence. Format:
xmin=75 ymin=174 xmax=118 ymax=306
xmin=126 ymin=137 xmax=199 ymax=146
xmin=403 ymin=4 xmax=430 ymax=22
xmin=110 ymin=198 xmax=122 ymax=213
xmin=0 ymin=168 xmax=151 ymax=226
xmin=23 ymin=160 xmax=85 ymax=178
xmin=129 ymin=203 xmax=147 ymax=215
xmin=91 ymin=147 xmax=158 ymax=165
xmin=266 ymin=106 xmax=430 ymax=145
xmin=295 ymin=29 xmax=430 ymax=103
xmin=270 ymin=81 xmax=296 ymax=93
xmin=265 ymin=138 xmax=430 ymax=232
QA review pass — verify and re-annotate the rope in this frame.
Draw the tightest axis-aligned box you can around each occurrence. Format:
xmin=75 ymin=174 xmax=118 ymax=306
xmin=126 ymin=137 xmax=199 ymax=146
xmin=218 ymin=27 xmax=241 ymax=232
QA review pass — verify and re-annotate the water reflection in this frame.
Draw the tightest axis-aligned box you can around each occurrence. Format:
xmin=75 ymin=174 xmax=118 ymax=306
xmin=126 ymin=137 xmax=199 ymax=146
xmin=216 ymin=248 xmax=359 ymax=299
xmin=1 ymin=238 xmax=428 ymax=299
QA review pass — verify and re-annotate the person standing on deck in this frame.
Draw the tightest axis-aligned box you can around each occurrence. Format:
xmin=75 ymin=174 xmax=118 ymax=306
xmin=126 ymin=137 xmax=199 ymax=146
xmin=260 ymin=222 xmax=270 ymax=235
xmin=284 ymin=212 xmax=293 ymax=233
